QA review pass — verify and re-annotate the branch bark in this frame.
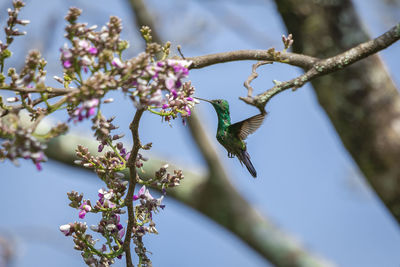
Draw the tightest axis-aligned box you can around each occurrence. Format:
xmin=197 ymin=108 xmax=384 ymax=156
xmin=273 ymin=0 xmax=400 ymax=224
xmin=187 ymin=49 xmax=318 ymax=69
xmin=123 ymin=107 xmax=144 ymax=267
xmin=185 ymin=23 xmax=400 ymax=110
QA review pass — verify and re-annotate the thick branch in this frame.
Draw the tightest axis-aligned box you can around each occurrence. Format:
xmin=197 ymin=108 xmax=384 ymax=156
xmin=188 ymin=50 xmax=318 ymax=69
xmin=274 ymin=0 xmax=400 ymax=224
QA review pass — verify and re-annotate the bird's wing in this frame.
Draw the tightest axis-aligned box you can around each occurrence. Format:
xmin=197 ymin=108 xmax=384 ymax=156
xmin=229 ymin=113 xmax=266 ymax=140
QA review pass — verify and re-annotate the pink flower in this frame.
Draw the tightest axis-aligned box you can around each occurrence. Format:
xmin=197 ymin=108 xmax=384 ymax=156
xmin=171 ymin=89 xmax=177 ymax=98
xmin=165 ymin=77 xmax=175 ymax=90
xmin=60 ymin=44 xmax=72 ymax=58
xmin=148 ymin=89 xmax=163 ymax=106
xmin=63 ymin=60 xmax=72 ymax=68
xmin=69 ymin=99 xmax=99 ymax=123
xmin=59 ymin=224 xmax=73 ymax=236
xmin=133 ymin=185 xmax=146 ymax=201
xmin=81 ymin=55 xmax=92 ymax=66
xmin=35 ymin=162 xmax=42 ymax=171
xmin=78 ymin=40 xmax=89 ymax=50
xmin=117 ymin=222 xmax=125 ymax=239
xmin=78 ymin=201 xmax=92 ymax=219
xmin=185 ymin=106 xmax=191 ymax=116
xmin=111 ymin=58 xmax=124 ymax=68
xmin=88 ymin=46 xmax=98 ymax=55
xmin=34 ymin=152 xmax=45 ymax=171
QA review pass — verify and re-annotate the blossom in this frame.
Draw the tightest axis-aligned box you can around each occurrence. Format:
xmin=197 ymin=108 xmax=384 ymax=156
xmin=98 ymin=188 xmax=113 ymax=200
xmin=79 ymin=201 xmax=92 ymax=219
xmin=60 ymin=44 xmax=73 ymax=69
xmin=69 ymin=98 xmax=99 ymax=122
xmin=185 ymin=106 xmax=191 ymax=116
xmin=112 ymin=214 xmax=125 ymax=239
xmin=148 ymin=89 xmax=163 ymax=106
xmin=111 ymin=57 xmax=124 ymax=68
xmin=81 ymin=55 xmax=92 ymax=66
xmin=88 ymin=46 xmax=98 ymax=55
xmin=60 ymin=44 xmax=72 ymax=58
xmin=60 ymin=224 xmax=73 ymax=236
xmin=78 ymin=39 xmax=89 ymax=49
xmin=117 ymin=224 xmax=125 ymax=239
xmin=146 ymin=64 xmax=163 ymax=79
xmin=97 ymin=188 xmax=116 ymax=209
xmin=63 ymin=60 xmax=72 ymax=68
xmin=165 ymin=77 xmax=175 ymax=91
xmin=133 ymin=185 xmax=146 ymax=201
xmin=34 ymin=152 xmax=45 ymax=171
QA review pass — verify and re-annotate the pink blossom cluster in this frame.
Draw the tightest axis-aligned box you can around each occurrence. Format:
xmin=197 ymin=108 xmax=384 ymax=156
xmin=68 ymin=98 xmax=99 ymax=123
xmin=60 ymin=39 xmax=98 ymax=71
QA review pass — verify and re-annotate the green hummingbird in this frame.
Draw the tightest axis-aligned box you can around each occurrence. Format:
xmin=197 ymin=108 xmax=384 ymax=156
xmin=195 ymin=97 xmax=266 ymax=178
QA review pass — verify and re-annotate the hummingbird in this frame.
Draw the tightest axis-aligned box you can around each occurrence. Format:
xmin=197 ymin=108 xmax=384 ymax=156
xmin=195 ymin=97 xmax=266 ymax=178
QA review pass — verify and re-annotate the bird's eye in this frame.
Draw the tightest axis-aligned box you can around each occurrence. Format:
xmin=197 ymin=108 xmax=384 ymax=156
xmin=217 ymin=100 xmax=221 ymax=104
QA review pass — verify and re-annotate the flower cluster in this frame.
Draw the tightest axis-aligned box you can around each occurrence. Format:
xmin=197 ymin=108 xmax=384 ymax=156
xmin=136 ymin=60 xmax=196 ymax=123
xmin=60 ymin=40 xmax=98 ymax=71
xmin=0 ymin=118 xmax=47 ymax=170
xmin=61 ymin=7 xmax=124 ymax=74
xmin=0 ymin=1 xmax=29 ymax=75
xmin=92 ymin=189 xmax=125 ymax=241
xmin=141 ymin=163 xmax=185 ymax=191
xmin=132 ymin=59 xmax=192 ymax=106
xmin=58 ymin=8 xmax=196 ymax=125
xmin=134 ymin=185 xmax=165 ymax=219
xmin=2 ymin=49 xmax=48 ymax=120
xmin=68 ymin=98 xmax=99 ymax=122
xmin=59 ymin=221 xmax=116 ymax=266
xmin=64 ymin=114 xmax=184 ymax=265
xmin=64 ymin=189 xmax=125 ymax=264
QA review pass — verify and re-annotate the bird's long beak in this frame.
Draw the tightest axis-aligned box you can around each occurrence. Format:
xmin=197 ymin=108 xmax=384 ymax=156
xmin=193 ymin=96 xmax=212 ymax=103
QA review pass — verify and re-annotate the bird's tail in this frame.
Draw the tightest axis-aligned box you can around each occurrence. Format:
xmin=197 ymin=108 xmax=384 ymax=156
xmin=238 ymin=150 xmax=257 ymax=178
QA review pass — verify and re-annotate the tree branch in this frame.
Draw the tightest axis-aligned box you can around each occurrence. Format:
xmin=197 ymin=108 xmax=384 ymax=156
xmin=187 ymin=49 xmax=318 ymax=69
xmin=274 ymin=0 xmax=400 ymax=224
xmin=0 ymin=86 xmax=72 ymax=95
xmin=186 ymin=23 xmax=400 ymax=110
xmin=244 ymin=61 xmax=272 ymax=97
xmin=123 ymin=107 xmax=145 ymax=267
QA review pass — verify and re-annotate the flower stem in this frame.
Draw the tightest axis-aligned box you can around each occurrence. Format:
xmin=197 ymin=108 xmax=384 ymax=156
xmin=123 ymin=107 xmax=145 ymax=267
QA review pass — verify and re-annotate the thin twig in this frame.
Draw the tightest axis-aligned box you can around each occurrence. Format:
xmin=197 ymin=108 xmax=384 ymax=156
xmin=0 ymin=86 xmax=71 ymax=95
xmin=243 ymin=61 xmax=272 ymax=97
xmin=1 ymin=88 xmax=79 ymax=116
xmin=177 ymin=45 xmax=186 ymax=59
